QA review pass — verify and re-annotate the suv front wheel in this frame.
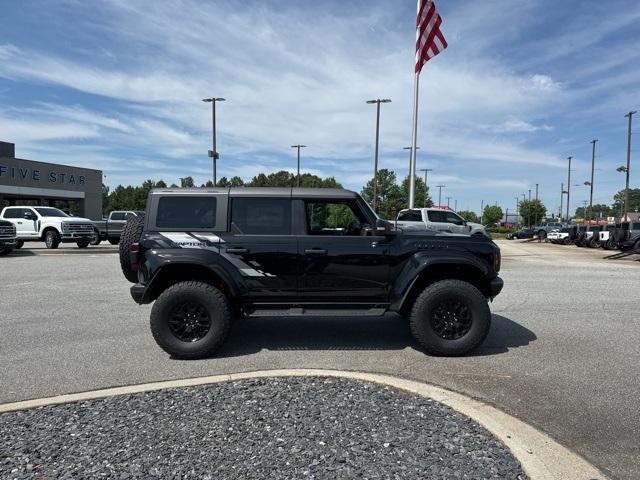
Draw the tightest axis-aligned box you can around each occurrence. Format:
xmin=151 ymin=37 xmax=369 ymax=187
xmin=409 ymin=280 xmax=491 ymax=356
xmin=150 ymin=281 xmax=232 ymax=359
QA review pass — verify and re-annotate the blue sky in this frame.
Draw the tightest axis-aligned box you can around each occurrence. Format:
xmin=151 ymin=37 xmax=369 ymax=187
xmin=1 ymin=0 xmax=639 ymax=216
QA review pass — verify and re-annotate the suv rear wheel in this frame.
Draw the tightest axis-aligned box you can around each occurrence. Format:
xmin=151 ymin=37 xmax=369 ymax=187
xmin=150 ymin=281 xmax=232 ymax=359
xmin=409 ymin=280 xmax=491 ymax=356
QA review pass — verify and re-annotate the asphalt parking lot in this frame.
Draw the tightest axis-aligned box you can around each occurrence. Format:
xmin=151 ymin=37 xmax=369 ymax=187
xmin=1 ymin=240 xmax=639 ymax=479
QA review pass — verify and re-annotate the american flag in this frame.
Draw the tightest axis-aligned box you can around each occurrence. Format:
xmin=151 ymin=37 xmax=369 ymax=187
xmin=415 ymin=0 xmax=448 ymax=73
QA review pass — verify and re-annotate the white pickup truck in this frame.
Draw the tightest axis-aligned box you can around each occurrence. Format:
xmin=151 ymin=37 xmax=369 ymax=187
xmin=0 ymin=206 xmax=95 ymax=249
xmin=396 ymin=208 xmax=490 ymax=237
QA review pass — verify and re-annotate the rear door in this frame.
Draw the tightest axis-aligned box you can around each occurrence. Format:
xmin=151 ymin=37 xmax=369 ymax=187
xmin=4 ymin=208 xmax=38 ymax=237
xmin=296 ymin=198 xmax=389 ymax=301
xmin=221 ymin=195 xmax=298 ymax=301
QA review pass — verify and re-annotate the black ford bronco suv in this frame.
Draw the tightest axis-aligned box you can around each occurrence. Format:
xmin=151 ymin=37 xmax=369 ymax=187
xmin=120 ymin=188 xmax=503 ymax=359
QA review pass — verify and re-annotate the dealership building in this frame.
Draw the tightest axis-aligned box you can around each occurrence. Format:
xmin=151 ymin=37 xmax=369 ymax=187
xmin=0 ymin=141 xmax=103 ymax=220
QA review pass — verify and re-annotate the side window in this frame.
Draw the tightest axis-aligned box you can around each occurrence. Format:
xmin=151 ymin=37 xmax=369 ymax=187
xmin=305 ymin=201 xmax=367 ymax=236
xmin=3 ymin=208 xmax=22 ymax=219
xmin=110 ymin=212 xmax=126 ymax=221
xmin=398 ymin=210 xmax=422 ymax=222
xmin=427 ymin=210 xmax=444 ymax=222
xmin=156 ymin=196 xmax=217 ymax=229
xmin=444 ymin=212 xmax=464 ymax=225
xmin=231 ymin=197 xmax=291 ymax=235
xmin=632 ymin=222 xmax=640 ymax=230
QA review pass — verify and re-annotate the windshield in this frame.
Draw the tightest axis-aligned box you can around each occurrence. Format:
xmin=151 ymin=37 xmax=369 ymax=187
xmin=34 ymin=207 xmax=69 ymax=217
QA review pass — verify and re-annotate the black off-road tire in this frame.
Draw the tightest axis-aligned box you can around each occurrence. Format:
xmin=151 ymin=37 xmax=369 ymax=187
xmin=44 ymin=230 xmax=60 ymax=249
xmin=108 ymin=238 xmax=119 ymax=245
xmin=0 ymin=248 xmax=13 ymax=256
xmin=119 ymin=214 xmax=145 ymax=283
xmin=409 ymin=280 xmax=491 ymax=356
xmin=150 ymin=281 xmax=232 ymax=359
xmin=77 ymin=240 xmax=90 ymax=248
xmin=15 ymin=240 xmax=24 ymax=249
xmin=90 ymin=230 xmax=102 ymax=245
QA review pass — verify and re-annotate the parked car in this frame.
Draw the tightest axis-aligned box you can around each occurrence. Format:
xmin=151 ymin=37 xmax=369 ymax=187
xmin=599 ymin=224 xmax=617 ymax=249
xmin=120 ymin=187 xmax=503 ymax=359
xmin=533 ymin=222 xmax=564 ymax=241
xmin=396 ymin=208 xmax=490 ymax=237
xmin=0 ymin=206 xmax=95 ymax=249
xmin=547 ymin=229 xmax=561 ymax=242
xmin=506 ymin=228 xmax=535 ymax=240
xmin=619 ymin=221 xmax=640 ymax=251
xmin=91 ymin=210 xmax=144 ymax=245
xmin=551 ymin=226 xmax=578 ymax=244
xmin=607 ymin=222 xmax=629 ymax=250
xmin=582 ymin=225 xmax=603 ymax=248
xmin=573 ymin=225 xmax=588 ymax=247
xmin=0 ymin=219 xmax=17 ymax=256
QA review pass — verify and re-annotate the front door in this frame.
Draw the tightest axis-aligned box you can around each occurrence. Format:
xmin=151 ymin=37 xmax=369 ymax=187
xmin=221 ymin=196 xmax=298 ymax=301
xmin=297 ymin=199 xmax=389 ymax=301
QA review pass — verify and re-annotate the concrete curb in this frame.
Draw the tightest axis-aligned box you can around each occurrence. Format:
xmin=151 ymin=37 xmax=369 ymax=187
xmin=0 ymin=369 xmax=607 ymax=480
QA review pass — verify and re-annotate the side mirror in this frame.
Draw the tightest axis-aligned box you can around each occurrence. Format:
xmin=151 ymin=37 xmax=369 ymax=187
xmin=360 ymin=223 xmax=374 ymax=236
xmin=24 ymin=211 xmax=36 ymax=220
xmin=376 ymin=218 xmax=395 ymax=236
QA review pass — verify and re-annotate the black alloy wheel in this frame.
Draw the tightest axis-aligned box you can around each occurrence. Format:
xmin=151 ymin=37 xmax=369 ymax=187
xmin=430 ymin=298 xmax=473 ymax=340
xmin=168 ymin=301 xmax=212 ymax=342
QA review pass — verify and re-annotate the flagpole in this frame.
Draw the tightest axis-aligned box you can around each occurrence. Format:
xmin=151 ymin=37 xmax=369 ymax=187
xmin=409 ymin=72 xmax=419 ymax=209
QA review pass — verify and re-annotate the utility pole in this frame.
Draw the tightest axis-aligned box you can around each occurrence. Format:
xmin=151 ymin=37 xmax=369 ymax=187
xmin=534 ymin=183 xmax=539 ymax=226
xmin=480 ymin=200 xmax=484 ymax=224
xmin=560 ymin=183 xmax=564 ymax=221
xmin=566 ymin=156 xmax=572 ymax=221
xmin=202 ymin=97 xmax=226 ymax=186
xmin=446 ymin=196 xmax=452 ymax=209
xmin=436 ymin=185 xmax=445 ymax=207
xmin=418 ymin=166 xmax=431 ymax=208
xmin=291 ymin=145 xmax=307 ymax=187
xmin=366 ymin=98 xmax=391 ymax=212
xmin=623 ymin=111 xmax=635 ymax=219
xmin=588 ymin=139 xmax=597 ymax=221
xmin=454 ymin=199 xmax=457 ymax=211
xmin=515 ymin=196 xmax=520 ymax=225
xmin=528 ymin=189 xmax=532 ymax=227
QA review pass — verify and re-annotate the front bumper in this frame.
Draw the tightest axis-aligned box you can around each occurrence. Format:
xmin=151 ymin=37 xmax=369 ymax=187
xmin=0 ymin=238 xmax=16 ymax=248
xmin=489 ymin=277 xmax=504 ymax=298
xmin=60 ymin=233 xmax=94 ymax=242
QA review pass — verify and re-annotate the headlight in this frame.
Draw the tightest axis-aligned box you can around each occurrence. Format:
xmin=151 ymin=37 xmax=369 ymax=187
xmin=61 ymin=222 xmax=70 ymax=232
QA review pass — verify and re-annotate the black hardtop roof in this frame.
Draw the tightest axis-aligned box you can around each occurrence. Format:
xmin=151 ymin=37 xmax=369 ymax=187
xmin=149 ymin=187 xmax=359 ymax=199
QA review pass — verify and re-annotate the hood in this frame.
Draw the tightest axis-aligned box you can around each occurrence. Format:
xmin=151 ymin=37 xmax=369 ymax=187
xmin=45 ymin=216 xmax=93 ymax=223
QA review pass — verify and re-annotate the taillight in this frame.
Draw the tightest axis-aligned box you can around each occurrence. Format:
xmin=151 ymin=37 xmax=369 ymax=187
xmin=129 ymin=242 xmax=139 ymax=271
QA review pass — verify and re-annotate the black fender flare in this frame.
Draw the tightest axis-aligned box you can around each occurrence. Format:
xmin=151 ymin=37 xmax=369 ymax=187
xmin=389 ymin=254 xmax=491 ymax=312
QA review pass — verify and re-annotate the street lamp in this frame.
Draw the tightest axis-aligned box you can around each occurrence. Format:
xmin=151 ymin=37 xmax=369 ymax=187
xmin=622 ymin=111 xmax=636 ymax=219
xmin=445 ymin=196 xmax=452 ymax=209
xmin=202 ymin=97 xmax=226 ymax=186
xmin=366 ymin=98 xmax=391 ymax=212
xmin=291 ymin=145 xmax=307 ymax=187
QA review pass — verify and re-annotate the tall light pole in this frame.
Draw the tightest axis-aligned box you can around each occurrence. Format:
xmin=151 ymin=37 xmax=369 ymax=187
xmin=202 ymin=97 xmax=226 ymax=186
xmin=622 ymin=111 xmax=635 ymax=219
xmin=515 ymin=196 xmax=520 ymax=225
xmin=436 ymin=185 xmax=445 ymax=207
xmin=560 ymin=183 xmax=567 ymax=221
xmin=291 ymin=145 xmax=307 ymax=187
xmin=446 ymin=196 xmax=452 ymax=209
xmin=366 ymin=98 xmax=391 ymax=212
xmin=454 ymin=199 xmax=458 ymax=211
xmin=418 ymin=166 xmax=432 ymax=208
xmin=566 ymin=156 xmax=572 ymax=221
xmin=534 ymin=183 xmax=539 ymax=226
xmin=480 ymin=199 xmax=484 ymax=224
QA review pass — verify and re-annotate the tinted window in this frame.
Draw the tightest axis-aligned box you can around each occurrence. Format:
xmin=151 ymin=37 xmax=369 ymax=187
xmin=34 ymin=207 xmax=68 ymax=217
xmin=632 ymin=223 xmax=640 ymax=230
xmin=443 ymin=212 xmax=464 ymax=225
xmin=3 ymin=208 xmax=23 ymax=219
xmin=305 ymin=201 xmax=367 ymax=236
xmin=110 ymin=212 xmax=126 ymax=221
xmin=231 ymin=197 xmax=291 ymax=235
xmin=427 ymin=210 xmax=444 ymax=222
xmin=156 ymin=196 xmax=217 ymax=229
xmin=398 ymin=210 xmax=422 ymax=222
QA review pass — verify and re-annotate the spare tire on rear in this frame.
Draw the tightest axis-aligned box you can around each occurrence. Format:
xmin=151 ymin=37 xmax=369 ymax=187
xmin=119 ymin=214 xmax=145 ymax=283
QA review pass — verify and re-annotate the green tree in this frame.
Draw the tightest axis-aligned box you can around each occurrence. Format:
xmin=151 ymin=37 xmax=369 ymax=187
xmin=612 ymin=188 xmax=640 ymax=215
xmin=482 ymin=205 xmax=503 ymax=226
xmin=574 ymin=203 xmax=614 ymax=220
xmin=180 ymin=176 xmax=195 ymax=188
xmin=361 ymin=169 xmax=403 ymax=220
xmin=519 ymin=200 xmax=547 ymax=226
xmin=457 ymin=210 xmax=479 ymax=223
xmin=399 ymin=175 xmax=432 ymax=208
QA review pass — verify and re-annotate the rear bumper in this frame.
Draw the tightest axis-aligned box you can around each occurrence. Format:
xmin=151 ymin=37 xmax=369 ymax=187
xmin=489 ymin=277 xmax=504 ymax=298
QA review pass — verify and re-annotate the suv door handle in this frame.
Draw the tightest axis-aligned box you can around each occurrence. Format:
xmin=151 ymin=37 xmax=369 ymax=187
xmin=226 ymin=247 xmax=249 ymax=254
xmin=304 ymin=248 xmax=327 ymax=255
